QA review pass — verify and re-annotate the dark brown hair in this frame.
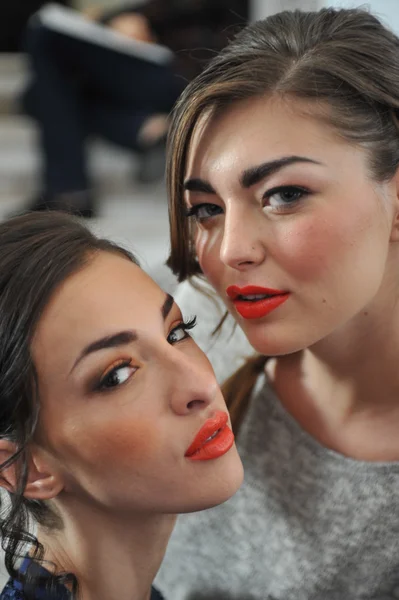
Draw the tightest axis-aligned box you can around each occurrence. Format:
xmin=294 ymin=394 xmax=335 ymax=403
xmin=0 ymin=212 xmax=138 ymax=598
xmin=167 ymin=7 xmax=399 ymax=280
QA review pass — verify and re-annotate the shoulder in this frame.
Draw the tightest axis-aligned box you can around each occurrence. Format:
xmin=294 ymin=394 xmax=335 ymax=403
xmin=0 ymin=559 xmax=70 ymax=600
xmin=0 ymin=580 xmax=24 ymax=600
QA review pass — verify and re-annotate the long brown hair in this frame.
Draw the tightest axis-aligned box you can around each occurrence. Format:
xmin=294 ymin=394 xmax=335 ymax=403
xmin=167 ymin=7 xmax=399 ymax=281
xmin=166 ymin=7 xmax=399 ymax=431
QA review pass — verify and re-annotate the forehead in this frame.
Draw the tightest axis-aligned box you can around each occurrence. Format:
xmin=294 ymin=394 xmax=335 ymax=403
xmin=185 ymin=95 xmax=346 ymax=178
xmin=32 ymin=252 xmax=165 ymax=357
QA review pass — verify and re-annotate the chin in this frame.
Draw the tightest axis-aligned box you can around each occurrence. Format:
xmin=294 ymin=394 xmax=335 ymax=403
xmin=242 ymin=323 xmax=313 ymax=357
xmin=181 ymin=449 xmax=244 ymax=514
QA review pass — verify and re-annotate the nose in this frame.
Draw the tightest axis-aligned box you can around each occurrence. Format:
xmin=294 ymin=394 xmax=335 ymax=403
xmin=164 ymin=346 xmax=220 ymax=416
xmin=220 ymin=204 xmax=266 ymax=271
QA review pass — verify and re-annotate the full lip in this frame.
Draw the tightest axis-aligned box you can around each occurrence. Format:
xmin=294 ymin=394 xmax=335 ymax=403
xmin=185 ymin=410 xmax=234 ymax=461
xmin=226 ymin=285 xmax=289 ymax=300
xmin=226 ymin=285 xmax=290 ymax=320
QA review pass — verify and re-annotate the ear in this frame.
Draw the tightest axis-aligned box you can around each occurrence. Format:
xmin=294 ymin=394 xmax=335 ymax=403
xmin=0 ymin=439 xmax=64 ymax=500
xmin=389 ymin=168 xmax=399 ymax=242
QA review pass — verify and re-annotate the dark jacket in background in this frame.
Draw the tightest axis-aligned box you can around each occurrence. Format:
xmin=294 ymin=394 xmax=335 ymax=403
xmin=99 ymin=0 xmax=249 ymax=81
xmin=18 ymin=0 xmax=249 ymax=202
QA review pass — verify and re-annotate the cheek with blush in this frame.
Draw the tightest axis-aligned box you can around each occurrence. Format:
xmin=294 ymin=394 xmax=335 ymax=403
xmin=50 ymin=413 xmax=163 ymax=485
xmin=272 ymin=218 xmax=336 ymax=284
xmin=272 ymin=205 xmax=379 ymax=286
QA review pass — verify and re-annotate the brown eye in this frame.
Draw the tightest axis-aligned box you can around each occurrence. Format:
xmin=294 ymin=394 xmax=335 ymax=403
xmin=98 ymin=361 xmax=137 ymax=390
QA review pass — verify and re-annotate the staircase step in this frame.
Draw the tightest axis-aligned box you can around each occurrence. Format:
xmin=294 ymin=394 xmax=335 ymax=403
xmin=0 ymin=115 xmax=151 ymax=195
xmin=0 ymin=54 xmax=29 ymax=115
xmin=0 ymin=53 xmax=27 ymax=75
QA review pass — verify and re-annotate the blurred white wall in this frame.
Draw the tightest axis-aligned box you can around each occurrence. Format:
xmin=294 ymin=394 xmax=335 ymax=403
xmin=250 ymin=0 xmax=319 ymax=20
xmin=252 ymin=0 xmax=399 ymax=36
xmin=319 ymin=0 xmax=399 ymax=36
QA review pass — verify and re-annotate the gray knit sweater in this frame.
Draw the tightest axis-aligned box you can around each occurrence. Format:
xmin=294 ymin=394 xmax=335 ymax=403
xmin=155 ymin=281 xmax=399 ymax=600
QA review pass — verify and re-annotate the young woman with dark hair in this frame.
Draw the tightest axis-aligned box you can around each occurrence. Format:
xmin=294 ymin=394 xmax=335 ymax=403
xmin=0 ymin=211 xmax=243 ymax=600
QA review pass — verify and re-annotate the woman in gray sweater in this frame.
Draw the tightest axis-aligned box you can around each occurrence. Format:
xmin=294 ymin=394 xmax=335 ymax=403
xmin=156 ymin=7 xmax=399 ymax=599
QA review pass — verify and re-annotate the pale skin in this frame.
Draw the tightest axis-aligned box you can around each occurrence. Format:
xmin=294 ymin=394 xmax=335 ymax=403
xmin=184 ymin=94 xmax=399 ymax=462
xmin=0 ymin=252 xmax=243 ymax=600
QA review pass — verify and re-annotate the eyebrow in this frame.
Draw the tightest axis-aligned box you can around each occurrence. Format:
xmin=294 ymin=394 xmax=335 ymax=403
xmin=183 ymin=178 xmax=215 ymax=194
xmin=161 ymin=293 xmax=174 ymax=319
xmin=70 ymin=293 xmax=175 ymax=373
xmin=183 ymin=155 xmax=322 ymax=194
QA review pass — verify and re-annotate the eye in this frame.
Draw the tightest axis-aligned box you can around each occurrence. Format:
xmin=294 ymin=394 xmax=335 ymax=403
xmin=167 ymin=316 xmax=197 ymax=344
xmin=97 ymin=360 xmax=137 ymax=391
xmin=263 ymin=185 xmax=309 ymax=210
xmin=185 ymin=203 xmax=223 ymax=223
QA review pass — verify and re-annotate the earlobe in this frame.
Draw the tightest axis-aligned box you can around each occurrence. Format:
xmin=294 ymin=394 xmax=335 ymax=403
xmin=24 ymin=447 xmax=64 ymax=500
xmin=0 ymin=439 xmax=63 ymax=500
xmin=24 ymin=472 xmax=64 ymax=501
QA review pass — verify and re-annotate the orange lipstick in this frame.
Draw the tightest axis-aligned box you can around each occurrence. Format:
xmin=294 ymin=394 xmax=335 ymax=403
xmin=226 ymin=285 xmax=290 ymax=319
xmin=185 ymin=411 xmax=234 ymax=461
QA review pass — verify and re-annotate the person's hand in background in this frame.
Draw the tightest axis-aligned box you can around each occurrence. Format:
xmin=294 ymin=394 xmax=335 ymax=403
xmin=108 ymin=13 xmax=156 ymax=43
xmin=81 ymin=7 xmax=155 ymax=43
xmin=81 ymin=6 xmax=103 ymax=20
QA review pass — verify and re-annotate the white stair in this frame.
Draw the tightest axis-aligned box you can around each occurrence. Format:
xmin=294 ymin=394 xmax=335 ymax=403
xmin=0 ymin=53 xmax=28 ymax=114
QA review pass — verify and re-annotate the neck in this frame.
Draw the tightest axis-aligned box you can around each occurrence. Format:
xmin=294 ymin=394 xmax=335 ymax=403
xmin=269 ymin=291 xmax=399 ymax=437
xmin=292 ymin=285 xmax=399 ymax=408
xmin=37 ymin=498 xmax=176 ymax=600
xmin=307 ymin=301 xmax=399 ymax=411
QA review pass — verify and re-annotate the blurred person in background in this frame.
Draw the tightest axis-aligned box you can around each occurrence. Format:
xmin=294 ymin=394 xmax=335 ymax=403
xmin=19 ymin=0 xmax=248 ymax=217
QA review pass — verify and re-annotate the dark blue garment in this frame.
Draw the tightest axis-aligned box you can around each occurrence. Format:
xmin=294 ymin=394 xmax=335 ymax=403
xmin=0 ymin=557 xmax=165 ymax=599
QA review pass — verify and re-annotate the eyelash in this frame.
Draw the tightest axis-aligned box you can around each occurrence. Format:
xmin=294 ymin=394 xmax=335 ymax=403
xmin=94 ymin=316 xmax=197 ymax=392
xmin=167 ymin=315 xmax=197 ymax=344
xmin=185 ymin=185 xmax=310 ymax=222
xmin=185 ymin=203 xmax=223 ymax=222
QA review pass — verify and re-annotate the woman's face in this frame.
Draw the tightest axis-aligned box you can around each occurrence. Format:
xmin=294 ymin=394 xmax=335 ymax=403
xmin=31 ymin=252 xmax=243 ymax=514
xmin=184 ymin=96 xmax=399 ymax=354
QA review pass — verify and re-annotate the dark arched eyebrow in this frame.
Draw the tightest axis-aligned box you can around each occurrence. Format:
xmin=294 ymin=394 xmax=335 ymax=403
xmin=70 ymin=293 xmax=175 ymax=374
xmin=183 ymin=155 xmax=322 ymax=194
xmin=161 ymin=293 xmax=174 ymax=319
xmin=240 ymin=155 xmax=322 ymax=188
xmin=183 ymin=178 xmax=215 ymax=194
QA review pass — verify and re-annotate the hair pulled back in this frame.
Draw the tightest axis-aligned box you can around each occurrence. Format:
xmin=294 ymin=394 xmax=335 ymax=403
xmin=0 ymin=211 xmax=138 ymax=598
xmin=167 ymin=7 xmax=399 ymax=280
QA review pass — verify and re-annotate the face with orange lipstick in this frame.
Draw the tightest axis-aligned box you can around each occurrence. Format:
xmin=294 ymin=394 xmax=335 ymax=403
xmin=30 ymin=251 xmax=243 ymax=515
xmin=184 ymin=95 xmax=397 ymax=355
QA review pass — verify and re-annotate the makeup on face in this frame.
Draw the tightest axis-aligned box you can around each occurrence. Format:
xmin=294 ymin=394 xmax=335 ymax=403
xmin=182 ymin=95 xmax=397 ymax=359
xmin=185 ymin=410 xmax=234 ymax=461
xmin=32 ymin=253 xmax=243 ymax=515
xmin=226 ymin=285 xmax=290 ymax=320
